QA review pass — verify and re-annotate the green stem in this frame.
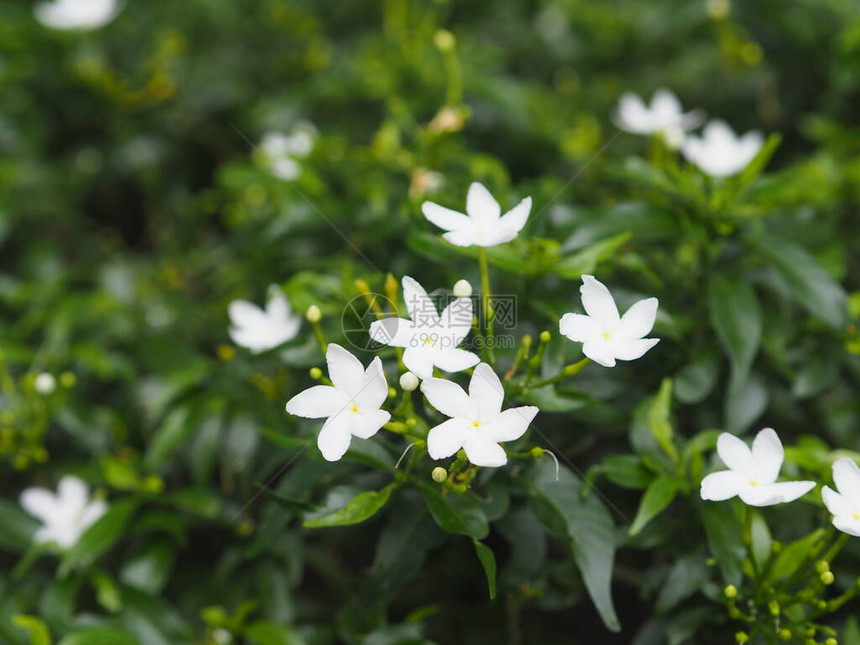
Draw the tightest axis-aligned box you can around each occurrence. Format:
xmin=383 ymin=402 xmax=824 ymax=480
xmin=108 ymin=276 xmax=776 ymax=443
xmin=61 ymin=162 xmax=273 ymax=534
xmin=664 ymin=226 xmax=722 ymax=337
xmin=529 ymin=357 xmax=591 ymax=388
xmin=311 ymin=320 xmax=327 ymax=354
xmin=478 ymin=247 xmax=495 ymax=363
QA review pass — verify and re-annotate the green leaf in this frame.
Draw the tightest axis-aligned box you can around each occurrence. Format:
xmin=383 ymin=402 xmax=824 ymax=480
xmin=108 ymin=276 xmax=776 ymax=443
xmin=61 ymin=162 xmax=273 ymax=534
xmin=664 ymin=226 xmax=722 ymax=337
xmin=629 ymin=475 xmax=681 ymax=536
xmin=0 ymin=498 xmax=39 ymax=552
xmin=553 ymin=232 xmax=632 ymax=279
xmin=708 ymin=274 xmax=761 ymax=390
xmin=12 ymin=615 xmax=51 ymax=645
xmin=736 ymin=133 xmax=782 ymax=189
xmin=601 ymin=455 xmax=654 ymax=490
xmin=674 ymin=350 xmax=719 ymax=405
xmin=525 ymin=460 xmax=620 ymax=632
xmin=244 ymin=621 xmax=305 ymax=645
xmin=408 ymin=231 xmax=534 ymax=276
xmin=724 ymin=372 xmax=768 ymax=434
xmin=417 ymin=483 xmax=489 ymax=540
xmin=57 ymin=628 xmax=139 ymax=645
xmin=303 ymin=483 xmax=398 ymax=528
xmin=515 ymin=386 xmax=591 ymax=412
xmin=699 ymin=502 xmax=744 ymax=586
xmin=60 ymin=499 xmax=138 ymax=574
xmin=648 ymin=379 xmax=678 ymax=463
xmin=472 ymin=540 xmax=497 ymax=600
xmin=769 ymin=529 xmax=826 ymax=582
xmin=753 ymin=233 xmax=847 ymax=327
xmin=750 ymin=511 xmax=772 ymax=572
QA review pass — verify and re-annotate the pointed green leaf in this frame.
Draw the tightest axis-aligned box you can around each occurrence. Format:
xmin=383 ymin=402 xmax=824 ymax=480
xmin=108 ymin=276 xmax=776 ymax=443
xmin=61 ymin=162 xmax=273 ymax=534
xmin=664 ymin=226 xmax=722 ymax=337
xmin=303 ymin=483 xmax=398 ymax=528
xmin=629 ymin=475 xmax=681 ymax=536
xmin=472 ymin=540 xmax=497 ymax=600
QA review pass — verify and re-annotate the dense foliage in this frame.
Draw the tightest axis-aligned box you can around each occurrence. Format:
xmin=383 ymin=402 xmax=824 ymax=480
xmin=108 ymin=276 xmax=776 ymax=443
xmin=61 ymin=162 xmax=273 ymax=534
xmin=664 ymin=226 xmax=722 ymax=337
xmin=1 ymin=0 xmax=859 ymax=643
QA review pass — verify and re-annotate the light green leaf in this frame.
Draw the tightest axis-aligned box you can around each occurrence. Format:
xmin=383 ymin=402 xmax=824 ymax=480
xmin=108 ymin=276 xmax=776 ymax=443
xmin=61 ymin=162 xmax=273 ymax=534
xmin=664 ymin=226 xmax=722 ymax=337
xmin=57 ymin=628 xmax=139 ymax=645
xmin=472 ymin=540 xmax=497 ymax=600
xmin=648 ymin=379 xmax=678 ymax=463
xmin=553 ymin=232 xmax=632 ymax=279
xmin=769 ymin=529 xmax=826 ymax=582
xmin=699 ymin=502 xmax=744 ymax=586
xmin=629 ymin=475 xmax=682 ymax=536
xmin=12 ymin=615 xmax=51 ymax=645
xmin=303 ymin=483 xmax=398 ymax=528
xmin=244 ymin=621 xmax=305 ymax=645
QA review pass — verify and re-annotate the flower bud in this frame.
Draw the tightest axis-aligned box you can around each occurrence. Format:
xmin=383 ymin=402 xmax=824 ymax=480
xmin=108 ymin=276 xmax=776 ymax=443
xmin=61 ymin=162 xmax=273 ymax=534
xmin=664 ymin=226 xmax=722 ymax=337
xmin=452 ymin=279 xmax=472 ymax=298
xmin=768 ymin=600 xmax=780 ymax=616
xmin=309 ymin=367 xmax=323 ymax=380
xmin=539 ymin=331 xmax=551 ymax=343
xmin=530 ymin=446 xmax=545 ymax=458
xmin=815 ymin=560 xmax=830 ymax=573
xmin=735 ymin=632 xmax=749 ymax=644
xmin=778 ymin=629 xmax=791 ymax=641
xmin=399 ymin=371 xmax=419 ymax=391
xmin=388 ymin=387 xmax=397 ymax=399
xmin=34 ymin=373 xmax=56 ymax=395
xmin=405 ymin=418 xmax=417 ymax=429
xmin=431 ymin=467 xmax=447 ymax=483
xmin=820 ymin=571 xmax=835 ymax=585
xmin=434 ymin=29 xmax=456 ymax=52
xmin=306 ymin=305 xmax=322 ymax=323
xmin=723 ymin=585 xmax=738 ymax=599
xmin=825 ymin=638 xmax=837 ymax=645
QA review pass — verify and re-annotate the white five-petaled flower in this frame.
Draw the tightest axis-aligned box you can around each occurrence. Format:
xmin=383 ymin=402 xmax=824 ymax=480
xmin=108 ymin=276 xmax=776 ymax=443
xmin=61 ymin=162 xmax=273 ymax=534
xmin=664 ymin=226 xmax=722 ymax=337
xmin=34 ymin=0 xmax=119 ymax=30
xmin=258 ymin=122 xmax=316 ymax=180
xmin=20 ymin=476 xmax=108 ymax=549
xmin=285 ymin=343 xmax=390 ymax=462
xmin=822 ymin=458 xmax=860 ymax=537
xmin=700 ymin=428 xmax=816 ymax=507
xmin=369 ymin=276 xmax=479 ymax=380
xmin=228 ymin=285 xmax=301 ymax=354
xmin=421 ymin=363 xmax=538 ymax=467
xmin=421 ymin=182 xmax=532 ymax=247
xmin=613 ymin=89 xmax=703 ymax=148
xmin=681 ymin=119 xmax=764 ymax=178
xmin=422 ymin=363 xmax=538 ymax=467
xmin=559 ymin=275 xmax=659 ymax=368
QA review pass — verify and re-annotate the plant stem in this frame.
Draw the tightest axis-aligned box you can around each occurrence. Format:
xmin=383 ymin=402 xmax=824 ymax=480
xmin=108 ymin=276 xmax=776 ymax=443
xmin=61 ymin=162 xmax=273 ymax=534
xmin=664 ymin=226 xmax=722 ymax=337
xmin=478 ymin=247 xmax=495 ymax=363
xmin=530 ymin=357 xmax=591 ymax=388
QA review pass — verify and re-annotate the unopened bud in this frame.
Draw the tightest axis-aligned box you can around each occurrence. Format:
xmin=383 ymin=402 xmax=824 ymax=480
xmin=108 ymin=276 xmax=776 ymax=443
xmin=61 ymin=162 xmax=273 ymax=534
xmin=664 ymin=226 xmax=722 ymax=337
xmin=434 ymin=29 xmax=456 ymax=52
xmin=530 ymin=446 xmax=545 ymax=458
xmin=309 ymin=367 xmax=323 ymax=380
xmin=815 ymin=560 xmax=830 ymax=573
xmin=735 ymin=632 xmax=749 ymax=644
xmin=34 ymin=373 xmax=56 ymax=395
xmin=431 ymin=467 xmax=447 ymax=483
xmin=388 ymin=387 xmax=397 ymax=399
xmin=399 ymin=372 xmax=419 ymax=391
xmin=724 ymin=585 xmax=738 ymax=599
xmin=778 ymin=629 xmax=791 ymax=641
xmin=539 ymin=331 xmax=551 ymax=343
xmin=825 ymin=638 xmax=838 ymax=645
xmin=453 ymin=279 xmax=472 ymax=298
xmin=405 ymin=418 xmax=417 ymax=429
xmin=768 ymin=600 xmax=780 ymax=616
xmin=306 ymin=305 xmax=322 ymax=323
xmin=820 ymin=571 xmax=835 ymax=585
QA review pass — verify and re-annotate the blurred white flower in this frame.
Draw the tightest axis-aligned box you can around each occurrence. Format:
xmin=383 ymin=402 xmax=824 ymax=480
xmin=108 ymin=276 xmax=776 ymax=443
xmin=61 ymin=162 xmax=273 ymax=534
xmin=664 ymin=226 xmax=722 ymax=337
xmin=34 ymin=0 xmax=119 ymax=30
xmin=34 ymin=373 xmax=56 ymax=395
xmin=369 ymin=276 xmax=479 ymax=379
xmin=421 ymin=182 xmax=532 ymax=247
xmin=285 ymin=343 xmax=390 ymax=461
xmin=229 ymin=285 xmax=301 ymax=354
xmin=700 ymin=428 xmax=816 ymax=506
xmin=613 ymin=89 xmax=703 ymax=148
xmin=822 ymin=458 xmax=860 ymax=537
xmin=20 ymin=476 xmax=107 ymax=549
xmin=559 ymin=275 xmax=659 ymax=368
xmin=422 ymin=363 xmax=538 ymax=467
xmin=681 ymin=120 xmax=763 ymax=177
xmin=258 ymin=122 xmax=316 ymax=180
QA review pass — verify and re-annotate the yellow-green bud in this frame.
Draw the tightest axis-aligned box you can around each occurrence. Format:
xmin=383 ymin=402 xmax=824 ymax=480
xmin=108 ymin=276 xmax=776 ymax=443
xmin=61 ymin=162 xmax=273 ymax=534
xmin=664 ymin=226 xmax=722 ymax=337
xmin=399 ymin=371 xmax=419 ymax=391
xmin=433 ymin=29 xmax=456 ymax=52
xmin=825 ymin=638 xmax=837 ymax=645
xmin=405 ymin=418 xmax=417 ymax=428
xmin=60 ymin=371 xmax=77 ymax=388
xmin=539 ymin=331 xmax=551 ymax=343
xmin=530 ymin=446 xmax=545 ymax=458
xmin=815 ymin=560 xmax=830 ymax=573
xmin=778 ymin=629 xmax=791 ymax=641
xmin=521 ymin=335 xmax=533 ymax=348
xmin=431 ymin=467 xmax=447 ymax=483
xmin=820 ymin=571 xmax=835 ymax=585
xmin=306 ymin=305 xmax=322 ymax=323
xmin=817 ymin=600 xmax=827 ymax=609
xmin=309 ymin=367 xmax=323 ymax=380
xmin=768 ymin=600 xmax=780 ymax=616
xmin=724 ymin=585 xmax=738 ymax=599
xmin=735 ymin=632 xmax=749 ymax=644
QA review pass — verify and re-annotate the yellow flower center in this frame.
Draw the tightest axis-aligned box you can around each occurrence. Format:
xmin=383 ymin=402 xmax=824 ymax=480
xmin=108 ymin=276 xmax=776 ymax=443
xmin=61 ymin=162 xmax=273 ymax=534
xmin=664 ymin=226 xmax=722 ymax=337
xmin=350 ymin=404 xmax=359 ymax=414
xmin=602 ymin=331 xmax=612 ymax=341
xmin=472 ymin=420 xmax=481 ymax=428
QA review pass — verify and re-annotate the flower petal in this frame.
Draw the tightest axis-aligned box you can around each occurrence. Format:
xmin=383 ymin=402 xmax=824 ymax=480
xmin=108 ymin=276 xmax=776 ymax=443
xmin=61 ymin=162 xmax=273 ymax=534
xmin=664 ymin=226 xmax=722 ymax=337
xmin=469 ymin=363 xmax=504 ymax=421
xmin=421 ymin=377 xmax=472 ymax=419
xmin=581 ymin=340 xmax=617 ymax=367
xmin=498 ymin=196 xmax=532 ymax=234
xmin=19 ymin=488 xmax=57 ymax=523
xmin=432 ymin=347 xmax=480 ymax=373
xmin=427 ymin=418 xmax=470 ymax=460
xmin=611 ymin=338 xmax=659 ymax=361
xmin=265 ymin=286 xmax=292 ymax=320
xmin=580 ymin=275 xmax=619 ymax=326
xmin=422 ymin=202 xmax=472 ymax=232
xmin=559 ymin=313 xmax=600 ymax=343
xmin=58 ymin=476 xmax=89 ymax=514
xmin=832 ymin=515 xmax=860 ymax=537
xmin=484 ymin=406 xmax=537 ymax=442
xmin=832 ymin=457 xmax=860 ymax=499
xmin=369 ymin=317 xmax=415 ymax=348
xmin=439 ymin=298 xmax=474 ymax=344
xmin=618 ymin=297 xmax=658 ymax=340
xmin=355 ymin=357 xmax=389 ymax=410
xmin=463 ymin=435 xmax=507 ymax=467
xmin=350 ymin=409 xmax=390 ymax=439
xmin=739 ymin=480 xmax=815 ymax=507
xmin=715 ymin=433 xmax=753 ymax=476
xmin=750 ymin=427 xmax=784 ymax=484
xmin=317 ymin=416 xmax=353 ymax=462
xmin=78 ymin=499 xmax=108 ymax=532
xmin=402 ymin=276 xmax=436 ymax=323
xmin=442 ymin=230 xmax=478 ymax=247
xmin=402 ymin=347 xmax=435 ymax=379
xmin=228 ymin=300 xmax=267 ymax=331
xmin=286 ymin=385 xmax=341 ymax=418
xmin=700 ymin=470 xmax=744 ymax=501
xmin=326 ymin=343 xmax=366 ymax=396
xmin=466 ymin=182 xmax=501 ymax=224
xmin=822 ymin=486 xmax=854 ymax=518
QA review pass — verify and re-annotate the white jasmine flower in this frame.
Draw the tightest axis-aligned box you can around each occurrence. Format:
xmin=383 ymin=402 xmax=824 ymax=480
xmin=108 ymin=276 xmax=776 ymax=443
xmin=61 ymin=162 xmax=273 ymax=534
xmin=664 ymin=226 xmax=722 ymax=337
xmin=559 ymin=275 xmax=659 ymax=368
xmin=452 ymin=279 xmax=472 ymax=298
xmin=822 ymin=458 xmax=860 ymax=537
xmin=422 ymin=363 xmax=538 ymax=467
xmin=700 ymin=428 xmax=816 ymax=507
xmin=285 ymin=343 xmax=390 ymax=461
xmin=369 ymin=276 xmax=479 ymax=379
xmin=259 ymin=122 xmax=316 ymax=180
xmin=681 ymin=120 xmax=763 ymax=178
xmin=34 ymin=373 xmax=57 ymax=395
xmin=613 ymin=89 xmax=703 ymax=148
xmin=20 ymin=476 xmax=108 ymax=549
xmin=34 ymin=0 xmax=119 ymax=30
xmin=228 ymin=285 xmax=301 ymax=354
xmin=421 ymin=182 xmax=532 ymax=247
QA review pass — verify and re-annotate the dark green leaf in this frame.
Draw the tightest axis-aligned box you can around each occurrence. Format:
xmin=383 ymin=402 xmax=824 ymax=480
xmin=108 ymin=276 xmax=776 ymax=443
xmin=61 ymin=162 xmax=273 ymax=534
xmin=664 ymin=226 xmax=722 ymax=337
xmin=708 ymin=274 xmax=761 ymax=390
xmin=472 ymin=540 xmax=497 ymax=600
xmin=417 ymin=483 xmax=489 ymax=540
xmin=629 ymin=476 xmax=681 ymax=536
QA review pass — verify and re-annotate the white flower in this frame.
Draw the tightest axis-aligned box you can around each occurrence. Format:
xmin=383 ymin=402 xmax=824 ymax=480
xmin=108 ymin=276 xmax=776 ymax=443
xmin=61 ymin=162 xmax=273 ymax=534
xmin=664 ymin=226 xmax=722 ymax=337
xmin=20 ymin=476 xmax=108 ymax=549
xmin=559 ymin=275 xmax=659 ymax=368
xmin=369 ymin=276 xmax=479 ymax=379
xmin=421 ymin=182 xmax=532 ymax=247
xmin=700 ymin=428 xmax=816 ymax=507
xmin=421 ymin=363 xmax=538 ymax=467
xmin=259 ymin=122 xmax=316 ymax=180
xmin=35 ymin=0 xmax=119 ymax=30
xmin=822 ymin=458 xmax=860 ymax=537
xmin=228 ymin=285 xmax=301 ymax=354
xmin=34 ymin=373 xmax=56 ymax=395
xmin=285 ymin=343 xmax=390 ymax=461
xmin=681 ymin=120 xmax=764 ymax=178
xmin=613 ymin=89 xmax=703 ymax=147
